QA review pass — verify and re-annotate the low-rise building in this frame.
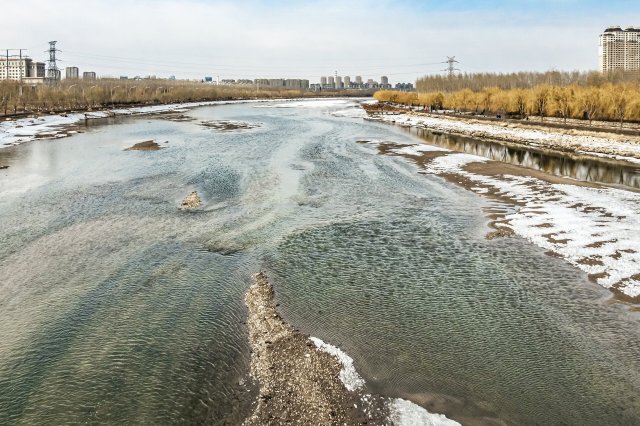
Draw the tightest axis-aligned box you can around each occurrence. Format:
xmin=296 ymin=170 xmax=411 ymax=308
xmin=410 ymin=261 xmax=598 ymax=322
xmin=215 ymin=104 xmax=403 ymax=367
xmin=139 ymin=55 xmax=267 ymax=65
xmin=0 ymin=56 xmax=46 ymax=83
xmin=83 ymin=71 xmax=97 ymax=80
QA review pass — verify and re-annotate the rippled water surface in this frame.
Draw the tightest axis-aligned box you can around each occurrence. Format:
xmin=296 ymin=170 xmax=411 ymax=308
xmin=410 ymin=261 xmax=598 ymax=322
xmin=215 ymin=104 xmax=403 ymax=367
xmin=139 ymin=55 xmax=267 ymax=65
xmin=0 ymin=100 xmax=639 ymax=425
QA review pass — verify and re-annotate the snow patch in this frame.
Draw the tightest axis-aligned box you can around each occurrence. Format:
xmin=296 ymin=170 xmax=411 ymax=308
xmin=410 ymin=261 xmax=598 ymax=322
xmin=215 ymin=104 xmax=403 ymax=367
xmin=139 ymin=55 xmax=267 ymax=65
xmin=393 ymin=144 xmax=450 ymax=156
xmin=388 ymin=398 xmax=461 ymax=426
xmin=309 ymin=337 xmax=365 ymax=391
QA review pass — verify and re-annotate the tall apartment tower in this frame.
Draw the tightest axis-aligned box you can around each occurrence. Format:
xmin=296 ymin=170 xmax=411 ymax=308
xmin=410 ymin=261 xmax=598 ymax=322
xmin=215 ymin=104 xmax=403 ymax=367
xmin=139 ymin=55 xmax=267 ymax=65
xmin=343 ymin=76 xmax=351 ymax=88
xmin=335 ymin=76 xmax=343 ymax=88
xmin=66 ymin=67 xmax=79 ymax=79
xmin=599 ymin=26 xmax=640 ymax=73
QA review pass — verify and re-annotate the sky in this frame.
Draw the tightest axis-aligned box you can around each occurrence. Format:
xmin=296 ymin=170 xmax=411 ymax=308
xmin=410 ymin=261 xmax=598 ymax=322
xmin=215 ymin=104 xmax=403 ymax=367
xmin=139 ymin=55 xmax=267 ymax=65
xmin=3 ymin=0 xmax=640 ymax=83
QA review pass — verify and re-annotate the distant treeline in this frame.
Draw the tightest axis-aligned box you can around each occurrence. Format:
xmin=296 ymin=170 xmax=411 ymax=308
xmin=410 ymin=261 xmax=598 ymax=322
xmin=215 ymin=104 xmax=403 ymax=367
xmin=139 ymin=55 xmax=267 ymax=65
xmin=416 ymin=70 xmax=640 ymax=92
xmin=374 ymin=82 xmax=640 ymax=127
xmin=0 ymin=79 xmax=356 ymax=116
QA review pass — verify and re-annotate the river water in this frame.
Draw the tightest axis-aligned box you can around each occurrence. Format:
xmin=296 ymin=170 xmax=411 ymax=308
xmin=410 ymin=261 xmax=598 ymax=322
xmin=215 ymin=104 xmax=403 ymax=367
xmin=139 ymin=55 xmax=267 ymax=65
xmin=0 ymin=100 xmax=638 ymax=425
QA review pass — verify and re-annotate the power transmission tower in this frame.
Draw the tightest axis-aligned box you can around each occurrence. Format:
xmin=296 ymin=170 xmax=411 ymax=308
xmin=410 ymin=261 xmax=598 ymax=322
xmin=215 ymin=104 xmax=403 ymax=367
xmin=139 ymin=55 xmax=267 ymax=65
xmin=46 ymin=41 xmax=61 ymax=83
xmin=443 ymin=56 xmax=460 ymax=77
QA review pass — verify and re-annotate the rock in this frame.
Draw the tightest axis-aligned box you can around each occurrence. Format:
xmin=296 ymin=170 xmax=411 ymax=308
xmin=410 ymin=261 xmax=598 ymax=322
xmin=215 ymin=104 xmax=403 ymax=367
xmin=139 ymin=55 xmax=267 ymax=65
xmin=180 ymin=191 xmax=201 ymax=209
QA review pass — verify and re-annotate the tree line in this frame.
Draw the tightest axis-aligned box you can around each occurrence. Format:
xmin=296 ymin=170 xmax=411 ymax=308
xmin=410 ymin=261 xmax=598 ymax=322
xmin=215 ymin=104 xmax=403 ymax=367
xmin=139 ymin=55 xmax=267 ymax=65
xmin=416 ymin=70 xmax=640 ymax=92
xmin=0 ymin=79 xmax=345 ymax=116
xmin=374 ymin=82 xmax=640 ymax=127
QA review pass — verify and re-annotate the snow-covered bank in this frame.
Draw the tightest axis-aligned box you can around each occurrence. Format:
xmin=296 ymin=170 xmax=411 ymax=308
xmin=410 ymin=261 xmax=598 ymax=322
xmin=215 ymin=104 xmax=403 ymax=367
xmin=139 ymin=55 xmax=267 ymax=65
xmin=0 ymin=100 xmax=263 ymax=149
xmin=367 ymin=134 xmax=640 ymax=300
xmin=1 ymin=98 xmax=362 ymax=149
xmin=369 ymin=112 xmax=640 ymax=165
xmin=426 ymin=152 xmax=640 ymax=299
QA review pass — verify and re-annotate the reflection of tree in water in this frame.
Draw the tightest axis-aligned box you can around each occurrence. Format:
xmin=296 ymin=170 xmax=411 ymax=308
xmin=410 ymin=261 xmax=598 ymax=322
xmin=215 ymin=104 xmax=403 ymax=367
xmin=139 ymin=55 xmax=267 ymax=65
xmin=410 ymin=127 xmax=640 ymax=189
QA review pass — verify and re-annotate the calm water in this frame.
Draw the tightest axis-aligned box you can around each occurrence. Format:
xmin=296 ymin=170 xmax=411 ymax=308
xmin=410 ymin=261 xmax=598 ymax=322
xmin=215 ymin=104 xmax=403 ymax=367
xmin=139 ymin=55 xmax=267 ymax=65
xmin=0 ymin=101 xmax=638 ymax=425
xmin=403 ymin=125 xmax=640 ymax=190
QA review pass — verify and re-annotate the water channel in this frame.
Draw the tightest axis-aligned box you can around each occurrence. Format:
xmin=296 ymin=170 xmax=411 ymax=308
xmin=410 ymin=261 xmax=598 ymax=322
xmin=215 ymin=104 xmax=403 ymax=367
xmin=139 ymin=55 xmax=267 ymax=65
xmin=0 ymin=100 xmax=638 ymax=425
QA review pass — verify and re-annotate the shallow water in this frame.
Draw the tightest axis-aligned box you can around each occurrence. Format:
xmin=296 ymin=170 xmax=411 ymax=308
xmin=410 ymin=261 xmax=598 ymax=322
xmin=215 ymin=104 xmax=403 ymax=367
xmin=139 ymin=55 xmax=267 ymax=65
xmin=0 ymin=100 xmax=638 ymax=424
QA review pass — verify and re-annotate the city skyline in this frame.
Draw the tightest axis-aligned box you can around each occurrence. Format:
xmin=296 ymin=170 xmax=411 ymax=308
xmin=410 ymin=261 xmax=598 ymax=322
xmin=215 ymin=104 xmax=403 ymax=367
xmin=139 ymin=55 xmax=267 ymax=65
xmin=2 ymin=0 xmax=640 ymax=81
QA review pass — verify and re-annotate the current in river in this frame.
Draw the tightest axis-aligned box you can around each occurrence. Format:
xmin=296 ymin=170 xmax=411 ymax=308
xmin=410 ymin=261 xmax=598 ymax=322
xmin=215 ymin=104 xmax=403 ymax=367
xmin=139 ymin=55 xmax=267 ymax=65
xmin=0 ymin=100 xmax=638 ymax=425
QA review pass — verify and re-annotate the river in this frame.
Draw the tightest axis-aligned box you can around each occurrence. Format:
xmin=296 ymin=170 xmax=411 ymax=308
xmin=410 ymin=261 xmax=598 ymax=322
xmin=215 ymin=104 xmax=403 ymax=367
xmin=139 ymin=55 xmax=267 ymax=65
xmin=0 ymin=99 xmax=638 ymax=425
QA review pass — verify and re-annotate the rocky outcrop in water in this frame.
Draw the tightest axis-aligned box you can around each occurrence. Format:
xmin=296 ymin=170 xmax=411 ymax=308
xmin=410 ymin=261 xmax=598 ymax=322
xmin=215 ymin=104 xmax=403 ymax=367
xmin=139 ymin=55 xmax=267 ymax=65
xmin=124 ymin=140 xmax=162 ymax=151
xmin=180 ymin=191 xmax=202 ymax=209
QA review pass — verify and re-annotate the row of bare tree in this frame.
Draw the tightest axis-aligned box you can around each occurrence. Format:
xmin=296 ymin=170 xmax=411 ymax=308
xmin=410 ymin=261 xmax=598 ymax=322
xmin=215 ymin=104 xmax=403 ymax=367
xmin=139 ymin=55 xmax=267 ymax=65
xmin=374 ymin=83 xmax=640 ymax=128
xmin=0 ymin=79 xmax=328 ymax=116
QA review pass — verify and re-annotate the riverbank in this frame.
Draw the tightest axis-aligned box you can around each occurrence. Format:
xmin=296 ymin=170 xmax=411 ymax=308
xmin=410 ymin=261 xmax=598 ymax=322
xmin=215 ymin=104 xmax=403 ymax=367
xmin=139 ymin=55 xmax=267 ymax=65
xmin=358 ymin=121 xmax=640 ymax=303
xmin=365 ymin=107 xmax=640 ymax=165
xmin=244 ymin=272 xmax=461 ymax=426
xmin=0 ymin=98 xmax=359 ymax=150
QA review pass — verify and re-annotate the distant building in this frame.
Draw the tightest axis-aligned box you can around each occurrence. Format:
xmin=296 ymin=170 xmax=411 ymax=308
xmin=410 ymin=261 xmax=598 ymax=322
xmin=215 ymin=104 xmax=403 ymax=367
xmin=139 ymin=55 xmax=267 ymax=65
xmin=320 ymin=76 xmax=327 ymax=85
xmin=0 ymin=56 xmax=46 ymax=83
xmin=83 ymin=71 xmax=97 ymax=80
xmin=355 ymin=75 xmax=363 ymax=85
xmin=65 ymin=67 xmax=79 ymax=79
xmin=380 ymin=76 xmax=389 ymax=85
xmin=599 ymin=26 xmax=640 ymax=73
xmin=335 ymin=76 xmax=343 ymax=89
xmin=343 ymin=76 xmax=351 ymax=88
xmin=395 ymin=82 xmax=415 ymax=92
xmin=328 ymin=76 xmax=335 ymax=88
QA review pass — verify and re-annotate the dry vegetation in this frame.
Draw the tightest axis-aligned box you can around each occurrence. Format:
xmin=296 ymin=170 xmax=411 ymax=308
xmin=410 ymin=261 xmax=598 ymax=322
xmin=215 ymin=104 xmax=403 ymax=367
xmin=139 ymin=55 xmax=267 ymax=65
xmin=0 ymin=79 xmax=339 ymax=116
xmin=376 ymin=71 xmax=640 ymax=128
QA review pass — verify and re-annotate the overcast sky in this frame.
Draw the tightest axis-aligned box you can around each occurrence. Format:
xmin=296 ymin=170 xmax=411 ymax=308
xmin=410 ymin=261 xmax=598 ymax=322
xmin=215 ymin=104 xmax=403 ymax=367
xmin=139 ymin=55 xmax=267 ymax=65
xmin=3 ymin=0 xmax=639 ymax=83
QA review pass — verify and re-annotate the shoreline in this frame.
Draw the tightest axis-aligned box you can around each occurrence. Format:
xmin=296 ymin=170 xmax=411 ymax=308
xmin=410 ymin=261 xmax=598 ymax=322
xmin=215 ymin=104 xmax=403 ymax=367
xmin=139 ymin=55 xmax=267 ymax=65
xmin=358 ymin=117 xmax=640 ymax=303
xmin=243 ymin=272 xmax=461 ymax=426
xmin=365 ymin=108 xmax=640 ymax=165
xmin=0 ymin=97 xmax=364 ymax=151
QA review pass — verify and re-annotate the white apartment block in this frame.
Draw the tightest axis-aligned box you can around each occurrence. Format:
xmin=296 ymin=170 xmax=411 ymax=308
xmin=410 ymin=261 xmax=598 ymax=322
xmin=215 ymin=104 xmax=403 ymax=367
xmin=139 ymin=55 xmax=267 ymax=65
xmin=599 ymin=26 xmax=640 ymax=73
xmin=0 ymin=56 xmax=46 ymax=82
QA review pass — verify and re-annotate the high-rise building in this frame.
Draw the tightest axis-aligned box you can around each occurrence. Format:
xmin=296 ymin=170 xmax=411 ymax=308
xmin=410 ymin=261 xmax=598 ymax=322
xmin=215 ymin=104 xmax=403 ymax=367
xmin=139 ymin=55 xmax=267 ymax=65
xmin=66 ymin=67 xmax=79 ymax=79
xmin=380 ymin=76 xmax=389 ymax=85
xmin=336 ymin=76 xmax=343 ymax=88
xmin=320 ymin=76 xmax=327 ymax=85
xmin=599 ymin=26 xmax=640 ymax=73
xmin=83 ymin=71 xmax=97 ymax=80
xmin=355 ymin=75 xmax=363 ymax=84
xmin=344 ymin=76 xmax=351 ymax=88
xmin=328 ymin=76 xmax=335 ymax=88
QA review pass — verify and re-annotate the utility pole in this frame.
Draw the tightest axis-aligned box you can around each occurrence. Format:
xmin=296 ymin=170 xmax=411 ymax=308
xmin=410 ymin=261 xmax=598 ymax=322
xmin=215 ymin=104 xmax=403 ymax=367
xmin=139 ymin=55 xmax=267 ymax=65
xmin=19 ymin=49 xmax=24 ymax=96
xmin=444 ymin=56 xmax=460 ymax=78
xmin=46 ymin=41 xmax=61 ymax=84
